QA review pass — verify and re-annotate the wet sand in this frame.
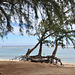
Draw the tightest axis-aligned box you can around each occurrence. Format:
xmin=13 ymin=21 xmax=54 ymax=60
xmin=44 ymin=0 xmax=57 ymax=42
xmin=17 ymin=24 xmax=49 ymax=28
xmin=0 ymin=61 xmax=75 ymax=75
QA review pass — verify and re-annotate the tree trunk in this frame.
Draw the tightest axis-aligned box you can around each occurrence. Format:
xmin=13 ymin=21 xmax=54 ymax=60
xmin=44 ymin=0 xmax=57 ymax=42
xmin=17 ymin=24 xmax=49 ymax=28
xmin=50 ymin=41 xmax=58 ymax=63
xmin=52 ymin=41 xmax=58 ymax=57
xmin=26 ymin=30 xmax=75 ymax=57
xmin=38 ymin=41 xmax=42 ymax=56
xmin=25 ymin=31 xmax=46 ymax=56
xmin=25 ymin=32 xmax=54 ymax=57
xmin=25 ymin=42 xmax=39 ymax=56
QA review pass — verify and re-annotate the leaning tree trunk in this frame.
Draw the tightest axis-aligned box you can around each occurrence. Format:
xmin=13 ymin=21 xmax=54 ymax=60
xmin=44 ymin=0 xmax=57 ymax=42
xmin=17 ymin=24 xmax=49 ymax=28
xmin=25 ymin=42 xmax=39 ymax=56
xmin=25 ymin=31 xmax=55 ymax=57
xmin=25 ymin=32 xmax=55 ymax=57
xmin=52 ymin=41 xmax=58 ymax=57
xmin=50 ymin=40 xmax=58 ymax=64
xmin=38 ymin=41 xmax=43 ymax=56
xmin=25 ymin=31 xmax=48 ymax=57
xmin=25 ymin=30 xmax=75 ymax=57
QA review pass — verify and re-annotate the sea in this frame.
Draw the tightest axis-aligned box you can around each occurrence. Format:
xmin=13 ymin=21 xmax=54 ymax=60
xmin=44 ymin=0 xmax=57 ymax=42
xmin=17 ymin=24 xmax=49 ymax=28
xmin=0 ymin=45 xmax=75 ymax=64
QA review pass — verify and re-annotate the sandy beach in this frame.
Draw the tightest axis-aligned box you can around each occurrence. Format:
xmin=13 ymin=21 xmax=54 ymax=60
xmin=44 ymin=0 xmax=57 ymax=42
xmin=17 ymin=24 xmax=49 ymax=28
xmin=0 ymin=60 xmax=75 ymax=75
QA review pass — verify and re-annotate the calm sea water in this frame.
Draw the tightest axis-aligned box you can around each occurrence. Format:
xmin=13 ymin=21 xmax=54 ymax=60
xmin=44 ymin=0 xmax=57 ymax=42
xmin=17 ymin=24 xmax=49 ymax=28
xmin=0 ymin=45 xmax=75 ymax=63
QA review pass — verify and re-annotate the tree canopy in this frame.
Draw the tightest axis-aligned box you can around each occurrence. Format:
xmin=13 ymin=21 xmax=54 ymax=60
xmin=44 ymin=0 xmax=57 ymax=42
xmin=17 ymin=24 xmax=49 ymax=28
xmin=0 ymin=0 xmax=75 ymax=37
xmin=24 ymin=0 xmax=75 ymax=57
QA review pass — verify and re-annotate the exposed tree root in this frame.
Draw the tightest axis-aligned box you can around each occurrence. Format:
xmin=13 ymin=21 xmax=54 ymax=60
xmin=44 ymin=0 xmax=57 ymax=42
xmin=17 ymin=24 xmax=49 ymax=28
xmin=18 ymin=55 xmax=63 ymax=65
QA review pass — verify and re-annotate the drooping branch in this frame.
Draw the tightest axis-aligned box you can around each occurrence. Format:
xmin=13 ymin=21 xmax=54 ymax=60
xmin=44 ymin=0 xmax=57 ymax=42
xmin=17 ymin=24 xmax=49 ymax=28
xmin=0 ymin=6 xmax=12 ymax=32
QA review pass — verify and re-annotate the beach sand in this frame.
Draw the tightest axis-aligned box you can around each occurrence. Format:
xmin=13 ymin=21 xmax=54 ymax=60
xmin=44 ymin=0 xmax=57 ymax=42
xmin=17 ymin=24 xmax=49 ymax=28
xmin=0 ymin=60 xmax=75 ymax=75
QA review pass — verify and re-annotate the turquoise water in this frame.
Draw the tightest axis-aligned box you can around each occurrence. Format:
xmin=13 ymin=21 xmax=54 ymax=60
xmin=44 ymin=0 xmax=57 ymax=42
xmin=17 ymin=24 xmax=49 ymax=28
xmin=0 ymin=45 xmax=75 ymax=63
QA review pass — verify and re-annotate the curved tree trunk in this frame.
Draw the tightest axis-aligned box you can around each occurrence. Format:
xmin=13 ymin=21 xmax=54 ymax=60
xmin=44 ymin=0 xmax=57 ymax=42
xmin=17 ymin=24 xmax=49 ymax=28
xmin=50 ymin=40 xmax=58 ymax=63
xmin=25 ymin=42 xmax=39 ymax=56
xmin=52 ymin=41 xmax=58 ymax=57
xmin=38 ymin=41 xmax=42 ymax=56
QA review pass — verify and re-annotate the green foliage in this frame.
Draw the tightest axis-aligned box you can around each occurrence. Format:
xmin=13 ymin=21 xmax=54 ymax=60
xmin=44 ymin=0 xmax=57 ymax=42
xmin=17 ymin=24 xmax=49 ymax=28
xmin=0 ymin=0 xmax=75 ymax=38
xmin=32 ymin=0 xmax=75 ymax=49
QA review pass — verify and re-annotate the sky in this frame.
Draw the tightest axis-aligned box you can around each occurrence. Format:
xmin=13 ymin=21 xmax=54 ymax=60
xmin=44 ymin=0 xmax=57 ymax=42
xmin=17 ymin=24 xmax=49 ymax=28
xmin=0 ymin=10 xmax=42 ymax=46
xmin=0 ymin=22 xmax=75 ymax=46
xmin=0 ymin=22 xmax=38 ymax=46
xmin=0 ymin=33 xmax=38 ymax=46
xmin=0 ymin=1 xmax=75 ymax=47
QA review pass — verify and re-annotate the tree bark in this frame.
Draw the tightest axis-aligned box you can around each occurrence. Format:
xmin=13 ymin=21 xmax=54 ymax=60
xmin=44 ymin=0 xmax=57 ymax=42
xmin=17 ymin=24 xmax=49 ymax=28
xmin=50 ymin=40 xmax=58 ymax=63
xmin=38 ymin=41 xmax=42 ymax=56
xmin=25 ymin=42 xmax=39 ymax=56
xmin=52 ymin=40 xmax=58 ymax=57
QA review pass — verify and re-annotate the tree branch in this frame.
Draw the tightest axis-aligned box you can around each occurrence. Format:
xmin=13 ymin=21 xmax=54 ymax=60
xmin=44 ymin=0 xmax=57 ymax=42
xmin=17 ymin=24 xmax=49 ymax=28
xmin=0 ymin=6 xmax=12 ymax=32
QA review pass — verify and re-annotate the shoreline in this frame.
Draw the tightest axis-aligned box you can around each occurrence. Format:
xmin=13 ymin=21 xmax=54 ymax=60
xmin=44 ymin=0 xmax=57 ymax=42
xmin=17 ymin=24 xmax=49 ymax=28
xmin=0 ymin=59 xmax=19 ymax=61
xmin=0 ymin=59 xmax=75 ymax=67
